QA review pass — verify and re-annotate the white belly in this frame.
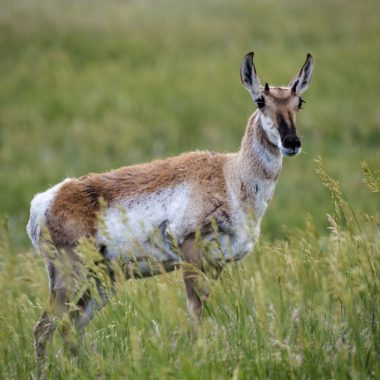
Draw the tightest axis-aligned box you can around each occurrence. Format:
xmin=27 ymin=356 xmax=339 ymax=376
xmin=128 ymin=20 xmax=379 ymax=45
xmin=96 ymin=184 xmax=190 ymax=266
xmin=95 ymin=181 xmax=265 ymax=273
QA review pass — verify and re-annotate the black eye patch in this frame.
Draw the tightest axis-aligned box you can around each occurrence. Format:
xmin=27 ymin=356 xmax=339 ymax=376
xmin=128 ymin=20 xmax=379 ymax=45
xmin=298 ymin=97 xmax=306 ymax=109
xmin=255 ymin=96 xmax=265 ymax=109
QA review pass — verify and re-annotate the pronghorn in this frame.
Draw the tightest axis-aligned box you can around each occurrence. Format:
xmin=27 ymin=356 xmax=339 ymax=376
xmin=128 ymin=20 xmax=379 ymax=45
xmin=27 ymin=51 xmax=313 ymax=373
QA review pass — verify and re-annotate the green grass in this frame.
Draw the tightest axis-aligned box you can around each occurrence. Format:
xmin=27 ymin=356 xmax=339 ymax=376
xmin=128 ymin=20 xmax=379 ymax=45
xmin=1 ymin=163 xmax=379 ymax=379
xmin=1 ymin=0 xmax=380 ymax=249
xmin=0 ymin=0 xmax=380 ymax=378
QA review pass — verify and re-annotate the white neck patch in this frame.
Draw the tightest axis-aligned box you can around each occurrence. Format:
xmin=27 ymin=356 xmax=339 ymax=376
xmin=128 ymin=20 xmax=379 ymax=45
xmin=259 ymin=113 xmax=281 ymax=147
xmin=252 ymin=114 xmax=283 ymax=174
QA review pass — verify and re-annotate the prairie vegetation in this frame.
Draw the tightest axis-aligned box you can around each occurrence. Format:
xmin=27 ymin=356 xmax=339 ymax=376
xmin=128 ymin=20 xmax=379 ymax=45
xmin=0 ymin=0 xmax=379 ymax=378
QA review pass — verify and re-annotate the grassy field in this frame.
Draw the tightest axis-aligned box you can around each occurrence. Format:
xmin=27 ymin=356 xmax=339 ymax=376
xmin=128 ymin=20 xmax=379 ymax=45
xmin=0 ymin=0 xmax=379 ymax=378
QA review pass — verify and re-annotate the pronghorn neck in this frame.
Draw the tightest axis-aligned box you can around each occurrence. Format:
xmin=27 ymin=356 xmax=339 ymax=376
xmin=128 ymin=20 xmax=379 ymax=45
xmin=228 ymin=111 xmax=283 ymax=215
xmin=238 ymin=111 xmax=283 ymax=183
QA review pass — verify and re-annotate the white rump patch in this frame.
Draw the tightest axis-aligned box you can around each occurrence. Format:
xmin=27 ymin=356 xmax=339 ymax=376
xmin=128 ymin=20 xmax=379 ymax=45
xmin=27 ymin=179 xmax=70 ymax=251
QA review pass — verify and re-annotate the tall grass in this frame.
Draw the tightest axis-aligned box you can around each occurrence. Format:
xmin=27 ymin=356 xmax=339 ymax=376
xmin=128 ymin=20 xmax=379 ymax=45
xmin=1 ymin=0 xmax=379 ymax=378
xmin=0 ymin=162 xmax=379 ymax=379
xmin=1 ymin=0 xmax=380 ymax=249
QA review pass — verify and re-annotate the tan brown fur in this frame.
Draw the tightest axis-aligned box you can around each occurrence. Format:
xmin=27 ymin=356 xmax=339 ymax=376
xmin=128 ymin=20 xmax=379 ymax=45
xmin=47 ymin=151 xmax=229 ymax=247
xmin=262 ymin=88 xmax=300 ymax=120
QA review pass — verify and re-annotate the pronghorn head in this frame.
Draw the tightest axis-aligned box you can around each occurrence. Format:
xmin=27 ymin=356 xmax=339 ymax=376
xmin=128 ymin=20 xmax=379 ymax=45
xmin=240 ymin=52 xmax=313 ymax=156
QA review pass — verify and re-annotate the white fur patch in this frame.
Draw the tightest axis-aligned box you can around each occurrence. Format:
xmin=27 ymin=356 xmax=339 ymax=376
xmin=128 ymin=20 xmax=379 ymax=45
xmin=259 ymin=113 xmax=281 ymax=147
xmin=252 ymin=179 xmax=276 ymax=221
xmin=280 ymin=144 xmax=302 ymax=156
xmin=219 ymin=184 xmax=260 ymax=262
xmin=27 ymin=179 xmax=71 ymax=251
xmin=96 ymin=184 xmax=190 ymax=266
xmin=220 ymin=177 xmax=276 ymax=263
xmin=253 ymin=114 xmax=283 ymax=174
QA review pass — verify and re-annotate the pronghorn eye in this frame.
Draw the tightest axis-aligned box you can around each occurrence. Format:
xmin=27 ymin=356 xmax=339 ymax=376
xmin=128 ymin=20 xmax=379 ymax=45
xmin=298 ymin=97 xmax=306 ymax=109
xmin=255 ymin=96 xmax=265 ymax=109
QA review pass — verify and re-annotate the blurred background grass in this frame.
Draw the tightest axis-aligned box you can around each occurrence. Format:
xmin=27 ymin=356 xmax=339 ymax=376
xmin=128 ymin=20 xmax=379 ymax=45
xmin=1 ymin=1 xmax=380 ymax=379
xmin=0 ymin=0 xmax=379 ymax=250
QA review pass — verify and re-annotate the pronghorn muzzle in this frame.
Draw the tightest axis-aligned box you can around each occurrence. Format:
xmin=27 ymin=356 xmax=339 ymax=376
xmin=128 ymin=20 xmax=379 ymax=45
xmin=277 ymin=112 xmax=301 ymax=156
xmin=281 ymin=134 xmax=301 ymax=156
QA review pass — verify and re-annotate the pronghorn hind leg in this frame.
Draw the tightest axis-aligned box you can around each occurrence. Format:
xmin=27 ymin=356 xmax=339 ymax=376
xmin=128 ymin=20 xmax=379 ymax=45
xmin=34 ymin=285 xmax=75 ymax=379
xmin=181 ymin=236 xmax=223 ymax=322
xmin=34 ymin=309 xmax=56 ymax=380
xmin=34 ymin=246 xmax=87 ymax=377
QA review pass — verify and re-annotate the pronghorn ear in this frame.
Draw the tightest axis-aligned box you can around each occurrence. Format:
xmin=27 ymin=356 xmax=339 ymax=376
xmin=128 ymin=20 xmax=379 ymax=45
xmin=289 ymin=53 xmax=314 ymax=95
xmin=240 ymin=52 xmax=261 ymax=99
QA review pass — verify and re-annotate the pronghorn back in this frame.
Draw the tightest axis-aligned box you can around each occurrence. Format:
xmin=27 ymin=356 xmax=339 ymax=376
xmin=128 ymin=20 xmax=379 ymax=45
xmin=28 ymin=151 xmax=230 ymax=251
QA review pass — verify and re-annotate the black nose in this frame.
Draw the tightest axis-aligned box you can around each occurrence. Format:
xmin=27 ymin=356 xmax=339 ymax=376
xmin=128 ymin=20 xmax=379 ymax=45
xmin=282 ymin=135 xmax=301 ymax=150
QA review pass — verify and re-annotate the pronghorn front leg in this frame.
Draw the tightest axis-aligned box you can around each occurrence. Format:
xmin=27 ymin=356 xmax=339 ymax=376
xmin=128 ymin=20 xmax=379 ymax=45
xmin=181 ymin=236 xmax=223 ymax=321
